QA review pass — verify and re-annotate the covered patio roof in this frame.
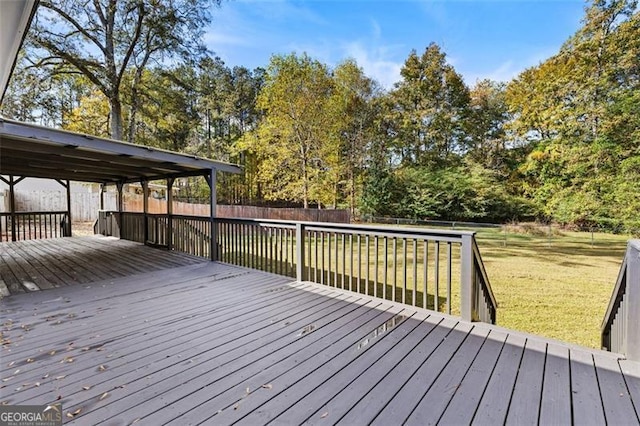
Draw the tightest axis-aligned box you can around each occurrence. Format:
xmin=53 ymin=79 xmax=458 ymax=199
xmin=0 ymin=117 xmax=241 ymax=184
xmin=0 ymin=0 xmax=240 ymax=185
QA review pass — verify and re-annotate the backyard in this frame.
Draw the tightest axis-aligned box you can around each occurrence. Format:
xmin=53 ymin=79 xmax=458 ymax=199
xmin=473 ymin=226 xmax=628 ymax=349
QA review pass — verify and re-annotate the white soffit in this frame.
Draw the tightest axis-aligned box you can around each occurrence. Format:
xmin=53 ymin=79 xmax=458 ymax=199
xmin=0 ymin=0 xmax=38 ymax=105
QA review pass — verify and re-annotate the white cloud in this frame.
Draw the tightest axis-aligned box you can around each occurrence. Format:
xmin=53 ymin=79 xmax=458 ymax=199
xmin=341 ymin=41 xmax=403 ymax=90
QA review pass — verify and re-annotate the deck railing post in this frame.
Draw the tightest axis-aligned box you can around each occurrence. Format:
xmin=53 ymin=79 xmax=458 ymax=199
xmin=206 ymin=169 xmax=217 ymax=261
xmin=167 ymin=178 xmax=174 ymax=250
xmin=9 ymin=175 xmax=16 ymax=242
xmin=142 ymin=180 xmax=149 ymax=244
xmin=296 ymin=223 xmax=306 ymax=282
xmin=626 ymin=244 xmax=640 ymax=360
xmin=116 ymin=182 xmax=124 ymax=239
xmin=460 ymin=234 xmax=474 ymax=322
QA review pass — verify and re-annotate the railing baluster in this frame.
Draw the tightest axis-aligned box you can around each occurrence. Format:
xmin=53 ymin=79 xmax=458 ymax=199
xmin=365 ymin=235 xmax=370 ymax=296
xmin=434 ymin=241 xmax=440 ymax=312
xmin=423 ymin=240 xmax=428 ymax=309
xmin=374 ymin=236 xmax=378 ymax=298
xmin=383 ymin=237 xmax=388 ymax=300
xmin=334 ymin=233 xmax=339 ymax=287
xmin=402 ymin=238 xmax=407 ymax=305
xmin=336 ymin=234 xmax=347 ymax=289
xmin=447 ymin=242 xmax=452 ymax=315
xmin=320 ymin=232 xmax=325 ymax=285
xmin=412 ymin=239 xmax=417 ymax=307
xmin=357 ymin=234 xmax=361 ymax=294
xmin=393 ymin=238 xmax=397 ymax=302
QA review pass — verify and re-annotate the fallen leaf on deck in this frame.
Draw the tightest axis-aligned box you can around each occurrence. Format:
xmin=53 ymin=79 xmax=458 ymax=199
xmin=82 ymin=386 xmax=91 ymax=391
xmin=66 ymin=408 xmax=82 ymax=419
xmin=233 ymin=402 xmax=240 ymax=410
xmin=26 ymin=358 xmax=34 ymax=363
xmin=262 ymin=384 xmax=273 ymax=390
xmin=246 ymin=387 xmax=250 ymax=394
xmin=8 ymin=361 xmax=14 ymax=367
xmin=2 ymin=378 xmax=12 ymax=382
xmin=42 ymin=374 xmax=49 ymax=379
xmin=35 ymin=382 xmax=40 ymax=387
xmin=81 ymin=347 xmax=90 ymax=352
xmin=99 ymin=392 xmax=109 ymax=401
xmin=55 ymin=375 xmax=66 ymax=380
xmin=49 ymin=350 xmax=56 ymax=356
xmin=98 ymin=365 xmax=107 ymax=371
xmin=320 ymin=412 xmax=328 ymax=418
xmin=96 ymin=347 xmax=105 ymax=352
xmin=13 ymin=370 xmax=20 ymax=375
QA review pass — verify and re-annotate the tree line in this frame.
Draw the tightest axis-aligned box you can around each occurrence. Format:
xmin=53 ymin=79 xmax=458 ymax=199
xmin=3 ymin=0 xmax=639 ymax=231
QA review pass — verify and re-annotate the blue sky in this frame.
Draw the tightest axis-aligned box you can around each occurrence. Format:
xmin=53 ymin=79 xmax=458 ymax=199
xmin=205 ymin=0 xmax=587 ymax=88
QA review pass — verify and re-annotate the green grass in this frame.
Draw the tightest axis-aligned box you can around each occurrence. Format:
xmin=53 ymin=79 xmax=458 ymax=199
xmin=472 ymin=227 xmax=628 ymax=349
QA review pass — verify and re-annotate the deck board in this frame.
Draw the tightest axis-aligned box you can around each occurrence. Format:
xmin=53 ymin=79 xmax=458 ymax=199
xmin=1 ymin=237 xmax=639 ymax=425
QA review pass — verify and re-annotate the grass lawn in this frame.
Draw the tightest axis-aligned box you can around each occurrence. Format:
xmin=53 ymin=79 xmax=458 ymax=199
xmin=472 ymin=226 xmax=629 ymax=349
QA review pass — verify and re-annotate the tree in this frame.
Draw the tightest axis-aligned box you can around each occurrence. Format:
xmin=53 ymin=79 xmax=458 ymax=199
xmin=387 ymin=43 xmax=470 ymax=166
xmin=133 ymin=66 xmax=200 ymax=152
xmin=241 ymin=53 xmax=335 ymax=208
xmin=25 ymin=0 xmax=221 ymax=141
xmin=466 ymin=79 xmax=511 ymax=172
xmin=329 ymin=59 xmax=380 ymax=212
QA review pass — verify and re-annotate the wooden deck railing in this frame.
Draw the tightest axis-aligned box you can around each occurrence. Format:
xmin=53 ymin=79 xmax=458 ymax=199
xmin=96 ymin=212 xmax=497 ymax=324
xmin=602 ymin=240 xmax=640 ymax=360
xmin=0 ymin=211 xmax=69 ymax=242
xmin=215 ymin=219 xmax=496 ymax=323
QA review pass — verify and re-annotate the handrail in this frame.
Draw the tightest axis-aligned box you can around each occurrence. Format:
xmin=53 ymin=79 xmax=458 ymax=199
xmin=473 ymin=238 xmax=498 ymax=323
xmin=96 ymin=212 xmax=498 ymax=324
xmin=602 ymin=240 xmax=640 ymax=360
xmin=0 ymin=211 xmax=69 ymax=242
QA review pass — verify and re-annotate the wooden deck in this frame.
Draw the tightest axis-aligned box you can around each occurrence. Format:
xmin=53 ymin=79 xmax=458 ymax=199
xmin=1 ymin=238 xmax=640 ymax=425
xmin=0 ymin=236 xmax=205 ymax=296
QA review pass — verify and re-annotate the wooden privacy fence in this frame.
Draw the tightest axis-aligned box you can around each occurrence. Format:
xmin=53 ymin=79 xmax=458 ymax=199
xmin=97 ymin=212 xmax=496 ymax=324
xmin=2 ymin=190 xmax=116 ymax=221
xmin=5 ymin=190 xmax=350 ymax=223
xmin=123 ymin=199 xmax=350 ymax=223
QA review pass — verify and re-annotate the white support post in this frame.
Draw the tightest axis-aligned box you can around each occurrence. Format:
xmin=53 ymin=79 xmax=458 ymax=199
xmin=460 ymin=234 xmax=474 ymax=322
xmin=296 ymin=223 xmax=306 ymax=282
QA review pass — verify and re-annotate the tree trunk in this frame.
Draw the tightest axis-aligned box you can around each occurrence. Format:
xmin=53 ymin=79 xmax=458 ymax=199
xmin=110 ymin=97 xmax=124 ymax=140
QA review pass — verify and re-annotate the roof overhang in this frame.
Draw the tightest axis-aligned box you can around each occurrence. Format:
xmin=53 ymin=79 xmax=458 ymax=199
xmin=0 ymin=117 xmax=241 ymax=184
xmin=0 ymin=0 xmax=38 ymax=105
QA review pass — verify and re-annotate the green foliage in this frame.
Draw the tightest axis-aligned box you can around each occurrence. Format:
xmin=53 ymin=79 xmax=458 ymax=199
xmin=239 ymin=53 xmax=336 ymax=208
xmin=385 ymin=44 xmax=471 ymax=166
xmin=362 ymin=163 xmax=535 ymax=223
xmin=22 ymin=0 xmax=222 ymax=140
xmin=8 ymin=0 xmax=639 ymax=230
